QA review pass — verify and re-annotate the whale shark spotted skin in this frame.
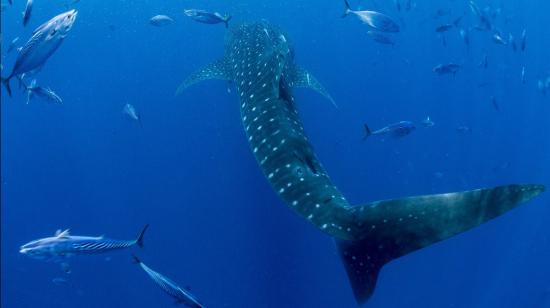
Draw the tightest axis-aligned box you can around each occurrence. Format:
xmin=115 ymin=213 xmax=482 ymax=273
xmin=178 ymin=21 xmax=545 ymax=304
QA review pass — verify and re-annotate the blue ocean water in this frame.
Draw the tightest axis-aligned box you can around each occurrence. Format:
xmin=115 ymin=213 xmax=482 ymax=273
xmin=1 ymin=0 xmax=549 ymax=307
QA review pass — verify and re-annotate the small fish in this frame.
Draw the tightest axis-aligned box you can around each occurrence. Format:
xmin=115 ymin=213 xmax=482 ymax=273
xmin=1 ymin=10 xmax=78 ymax=97
xmin=520 ymin=29 xmax=526 ymax=51
xmin=492 ymin=33 xmax=507 ymax=45
xmin=363 ymin=121 xmax=416 ymax=140
xmin=342 ymin=0 xmax=400 ymax=33
xmin=435 ymin=24 xmax=453 ymax=33
xmin=479 ymin=54 xmax=488 ymax=69
xmin=394 ymin=0 xmax=401 ymax=12
xmin=452 ymin=14 xmax=464 ymax=27
xmin=149 ymin=15 xmax=174 ymax=27
xmin=459 ymin=28 xmax=470 ymax=47
xmin=123 ymin=103 xmax=142 ymax=126
xmin=7 ymin=36 xmax=19 ymax=53
xmin=490 ymin=96 xmax=499 ymax=111
xmin=434 ymin=8 xmax=451 ymax=18
xmin=405 ymin=0 xmax=412 ymax=11
xmin=433 ymin=63 xmax=461 ymax=76
xmin=521 ymin=66 xmax=526 ymax=84
xmin=52 ymin=277 xmax=69 ymax=285
xmin=133 ymin=256 xmax=205 ymax=308
xmin=421 ymin=116 xmax=434 ymax=127
xmin=508 ymin=33 xmax=517 ymax=52
xmin=366 ymin=31 xmax=394 ymax=45
xmin=456 ymin=125 xmax=472 ymax=133
xmin=19 ymin=225 xmax=148 ymax=260
xmin=22 ymin=0 xmax=33 ymax=27
xmin=184 ymin=9 xmax=231 ymax=28
xmin=25 ymin=79 xmax=63 ymax=104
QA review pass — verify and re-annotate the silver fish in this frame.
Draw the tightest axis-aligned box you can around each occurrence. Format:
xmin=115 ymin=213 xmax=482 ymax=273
xmin=421 ymin=116 xmax=434 ymax=127
xmin=184 ymin=9 xmax=231 ymax=28
xmin=22 ymin=0 xmax=33 ymax=27
xmin=1 ymin=10 xmax=78 ymax=96
xmin=149 ymin=15 xmax=174 ymax=27
xmin=366 ymin=31 xmax=394 ymax=45
xmin=123 ymin=103 xmax=142 ymax=126
xmin=19 ymin=225 xmax=148 ymax=260
xmin=133 ymin=256 xmax=205 ymax=307
xmin=433 ymin=63 xmax=461 ymax=76
xmin=25 ymin=79 xmax=63 ymax=104
xmin=492 ymin=32 xmax=507 ymax=45
xmin=521 ymin=66 xmax=526 ymax=84
xmin=342 ymin=0 xmax=400 ymax=33
xmin=521 ymin=29 xmax=527 ymax=51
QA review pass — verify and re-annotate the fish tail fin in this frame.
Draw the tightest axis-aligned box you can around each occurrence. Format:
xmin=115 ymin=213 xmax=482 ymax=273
xmin=362 ymin=124 xmax=372 ymax=140
xmin=132 ymin=254 xmax=141 ymax=264
xmin=342 ymin=0 xmax=352 ymax=17
xmin=1 ymin=76 xmax=12 ymax=97
xmin=224 ymin=15 xmax=232 ymax=28
xmin=135 ymin=224 xmax=149 ymax=248
xmin=335 ymin=184 xmax=544 ymax=304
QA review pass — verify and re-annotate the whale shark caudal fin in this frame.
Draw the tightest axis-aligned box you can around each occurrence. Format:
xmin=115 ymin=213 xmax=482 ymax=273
xmin=337 ymin=184 xmax=545 ymax=303
xmin=287 ymin=66 xmax=338 ymax=108
xmin=175 ymin=58 xmax=232 ymax=96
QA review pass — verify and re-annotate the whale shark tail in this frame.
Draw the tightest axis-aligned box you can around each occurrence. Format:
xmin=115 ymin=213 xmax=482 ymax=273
xmin=336 ymin=184 xmax=544 ymax=304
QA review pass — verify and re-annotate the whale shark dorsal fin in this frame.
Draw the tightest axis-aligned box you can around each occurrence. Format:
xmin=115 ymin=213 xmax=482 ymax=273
xmin=55 ymin=229 xmax=70 ymax=238
xmin=288 ymin=66 xmax=338 ymax=108
xmin=176 ymin=57 xmax=232 ymax=96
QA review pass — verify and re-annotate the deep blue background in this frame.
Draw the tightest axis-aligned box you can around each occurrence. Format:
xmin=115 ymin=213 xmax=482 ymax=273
xmin=1 ymin=0 xmax=549 ymax=307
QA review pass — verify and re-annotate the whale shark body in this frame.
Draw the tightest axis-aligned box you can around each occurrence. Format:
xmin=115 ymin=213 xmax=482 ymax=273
xmin=179 ymin=21 xmax=544 ymax=303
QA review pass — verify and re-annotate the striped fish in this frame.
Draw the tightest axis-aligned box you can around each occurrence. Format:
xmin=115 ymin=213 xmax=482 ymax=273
xmin=133 ymin=256 xmax=205 ymax=307
xmin=20 ymin=225 xmax=148 ymax=259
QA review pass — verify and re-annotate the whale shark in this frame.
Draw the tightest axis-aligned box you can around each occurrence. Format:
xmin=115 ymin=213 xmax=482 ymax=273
xmin=178 ymin=21 xmax=545 ymax=304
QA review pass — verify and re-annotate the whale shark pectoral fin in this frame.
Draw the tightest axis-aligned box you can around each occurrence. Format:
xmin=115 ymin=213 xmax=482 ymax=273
xmin=288 ymin=66 xmax=338 ymax=108
xmin=175 ymin=57 xmax=232 ymax=96
xmin=337 ymin=183 xmax=545 ymax=304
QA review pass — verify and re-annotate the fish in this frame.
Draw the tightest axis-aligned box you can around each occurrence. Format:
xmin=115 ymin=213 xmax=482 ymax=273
xmin=1 ymin=10 xmax=78 ymax=97
xmin=123 ymin=103 xmax=142 ymax=126
xmin=342 ymin=0 xmax=400 ymax=33
xmin=149 ymin=15 xmax=174 ymax=27
xmin=509 ymin=33 xmax=517 ymax=52
xmin=177 ymin=21 xmax=544 ymax=303
xmin=421 ymin=116 xmax=434 ymax=127
xmin=22 ymin=0 xmax=33 ymax=27
xmin=363 ymin=121 xmax=416 ymax=139
xmin=433 ymin=63 xmax=461 ymax=76
xmin=133 ymin=256 xmax=205 ymax=307
xmin=459 ymin=28 xmax=470 ymax=48
xmin=435 ymin=24 xmax=453 ymax=33
xmin=491 ymin=95 xmax=499 ymax=111
xmin=456 ymin=125 xmax=472 ymax=133
xmin=19 ymin=225 xmax=148 ymax=260
xmin=520 ymin=29 xmax=527 ymax=51
xmin=25 ymin=79 xmax=63 ymax=104
xmin=521 ymin=66 xmax=526 ymax=84
xmin=492 ymin=32 xmax=507 ymax=45
xmin=479 ymin=54 xmax=488 ymax=69
xmin=366 ymin=31 xmax=394 ymax=45
xmin=184 ymin=9 xmax=231 ymax=28
xmin=7 ymin=36 xmax=19 ymax=53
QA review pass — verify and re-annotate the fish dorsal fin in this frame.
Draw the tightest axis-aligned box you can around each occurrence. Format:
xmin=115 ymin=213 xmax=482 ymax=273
xmin=55 ymin=229 xmax=70 ymax=238
xmin=175 ymin=57 xmax=231 ymax=96
xmin=287 ymin=66 xmax=338 ymax=108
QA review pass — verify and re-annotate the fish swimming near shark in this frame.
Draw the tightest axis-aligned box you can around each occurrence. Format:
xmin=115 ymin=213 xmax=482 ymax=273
xmin=363 ymin=121 xmax=416 ymax=139
xmin=1 ymin=9 xmax=78 ymax=96
xmin=19 ymin=225 xmax=148 ymax=260
xmin=342 ymin=0 xmax=400 ymax=33
xmin=177 ymin=21 xmax=544 ymax=304
xmin=133 ymin=256 xmax=205 ymax=307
